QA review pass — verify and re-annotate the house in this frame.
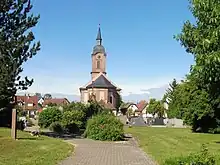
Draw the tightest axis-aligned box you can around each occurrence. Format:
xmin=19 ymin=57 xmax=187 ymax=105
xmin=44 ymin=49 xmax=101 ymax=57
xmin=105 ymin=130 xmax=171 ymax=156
xmin=43 ymin=98 xmax=70 ymax=107
xmin=16 ymin=95 xmax=39 ymax=118
xmin=79 ymin=26 xmax=121 ymax=109
xmin=137 ymin=100 xmax=154 ymax=118
xmin=38 ymin=97 xmax=44 ymax=105
xmin=119 ymin=102 xmax=139 ymax=116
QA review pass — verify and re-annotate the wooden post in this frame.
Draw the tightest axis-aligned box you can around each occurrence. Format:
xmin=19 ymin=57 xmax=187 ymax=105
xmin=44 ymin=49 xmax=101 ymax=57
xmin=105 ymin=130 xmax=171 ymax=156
xmin=11 ymin=108 xmax=17 ymax=140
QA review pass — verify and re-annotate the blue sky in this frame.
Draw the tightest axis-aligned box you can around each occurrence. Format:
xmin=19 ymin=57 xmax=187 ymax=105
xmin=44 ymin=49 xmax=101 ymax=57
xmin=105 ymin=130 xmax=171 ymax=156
xmin=21 ymin=0 xmax=194 ymax=96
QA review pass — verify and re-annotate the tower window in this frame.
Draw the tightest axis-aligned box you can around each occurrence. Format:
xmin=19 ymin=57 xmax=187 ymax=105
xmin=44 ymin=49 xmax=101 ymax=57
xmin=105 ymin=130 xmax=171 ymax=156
xmin=110 ymin=96 xmax=113 ymax=104
xmin=97 ymin=60 xmax=100 ymax=69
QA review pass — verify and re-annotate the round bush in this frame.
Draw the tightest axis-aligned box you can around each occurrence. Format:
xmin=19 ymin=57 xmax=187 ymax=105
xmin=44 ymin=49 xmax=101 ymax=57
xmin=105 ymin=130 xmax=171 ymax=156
xmin=61 ymin=110 xmax=85 ymax=133
xmin=85 ymin=113 xmax=124 ymax=141
xmin=38 ymin=107 xmax=62 ymax=128
xmin=49 ymin=122 xmax=64 ymax=134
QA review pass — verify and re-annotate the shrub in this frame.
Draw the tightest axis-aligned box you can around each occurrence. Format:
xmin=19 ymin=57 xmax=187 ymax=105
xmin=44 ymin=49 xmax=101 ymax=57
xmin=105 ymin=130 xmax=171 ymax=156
xmin=61 ymin=110 xmax=85 ymax=133
xmin=85 ymin=113 xmax=124 ymax=141
xmin=49 ymin=122 xmax=64 ymax=134
xmin=38 ymin=107 xmax=62 ymax=128
xmin=164 ymin=144 xmax=215 ymax=165
xmin=26 ymin=117 xmax=33 ymax=127
xmin=17 ymin=120 xmax=25 ymax=131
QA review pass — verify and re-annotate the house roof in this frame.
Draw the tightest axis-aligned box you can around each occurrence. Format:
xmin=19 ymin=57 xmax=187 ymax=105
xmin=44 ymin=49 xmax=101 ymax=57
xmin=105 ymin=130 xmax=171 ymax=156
xmin=43 ymin=98 xmax=70 ymax=106
xmin=15 ymin=95 xmax=38 ymax=109
xmin=119 ymin=102 xmax=136 ymax=109
xmin=80 ymin=73 xmax=121 ymax=91
xmin=137 ymin=100 xmax=148 ymax=111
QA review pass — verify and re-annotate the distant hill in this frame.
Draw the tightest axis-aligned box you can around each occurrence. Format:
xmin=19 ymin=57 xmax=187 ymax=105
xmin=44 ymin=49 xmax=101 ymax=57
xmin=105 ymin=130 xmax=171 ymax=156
xmin=17 ymin=84 xmax=169 ymax=103
xmin=122 ymin=84 xmax=169 ymax=103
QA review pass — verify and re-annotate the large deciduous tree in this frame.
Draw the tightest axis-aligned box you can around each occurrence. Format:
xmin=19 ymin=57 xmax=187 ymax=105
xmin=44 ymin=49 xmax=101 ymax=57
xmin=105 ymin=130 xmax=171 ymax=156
xmin=148 ymin=98 xmax=165 ymax=118
xmin=0 ymin=0 xmax=40 ymax=126
xmin=175 ymin=0 xmax=220 ymax=132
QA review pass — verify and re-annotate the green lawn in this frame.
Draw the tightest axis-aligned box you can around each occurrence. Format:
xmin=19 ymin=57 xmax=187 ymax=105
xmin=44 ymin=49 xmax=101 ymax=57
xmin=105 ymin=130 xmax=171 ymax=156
xmin=125 ymin=127 xmax=220 ymax=165
xmin=0 ymin=128 xmax=73 ymax=165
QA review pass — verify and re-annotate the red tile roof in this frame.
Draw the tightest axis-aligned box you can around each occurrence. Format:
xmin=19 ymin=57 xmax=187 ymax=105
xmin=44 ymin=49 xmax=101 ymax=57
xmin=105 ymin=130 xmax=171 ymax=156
xmin=15 ymin=95 xmax=38 ymax=110
xmin=43 ymin=98 xmax=70 ymax=106
xmin=137 ymin=100 xmax=148 ymax=112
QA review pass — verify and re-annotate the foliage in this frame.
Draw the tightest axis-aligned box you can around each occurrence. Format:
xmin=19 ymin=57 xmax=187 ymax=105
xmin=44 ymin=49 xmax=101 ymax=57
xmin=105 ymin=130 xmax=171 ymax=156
xmin=148 ymin=98 xmax=165 ymax=118
xmin=38 ymin=107 xmax=62 ymax=128
xmin=126 ymin=108 xmax=134 ymax=118
xmin=47 ymin=103 xmax=57 ymax=107
xmin=44 ymin=93 xmax=52 ymax=99
xmin=85 ymin=113 xmax=124 ymax=141
xmin=164 ymin=144 xmax=215 ymax=165
xmin=163 ymin=79 xmax=178 ymax=104
xmin=15 ymin=105 xmax=25 ymax=118
xmin=26 ymin=116 xmax=33 ymax=126
xmin=61 ymin=110 xmax=85 ymax=133
xmin=17 ymin=120 xmax=25 ymax=131
xmin=171 ymin=0 xmax=220 ymax=132
xmin=49 ymin=122 xmax=64 ymax=134
xmin=0 ymin=0 xmax=40 ymax=110
xmin=115 ymin=93 xmax=123 ymax=111
xmin=85 ymin=101 xmax=104 ymax=118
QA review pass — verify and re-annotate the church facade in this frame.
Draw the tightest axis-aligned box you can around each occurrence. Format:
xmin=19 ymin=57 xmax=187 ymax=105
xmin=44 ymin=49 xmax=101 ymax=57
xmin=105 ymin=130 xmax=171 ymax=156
xmin=79 ymin=26 xmax=121 ymax=109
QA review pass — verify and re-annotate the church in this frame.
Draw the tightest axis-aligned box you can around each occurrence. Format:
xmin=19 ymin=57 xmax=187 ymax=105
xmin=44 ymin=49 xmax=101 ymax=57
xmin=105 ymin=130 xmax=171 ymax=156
xmin=79 ymin=26 xmax=121 ymax=110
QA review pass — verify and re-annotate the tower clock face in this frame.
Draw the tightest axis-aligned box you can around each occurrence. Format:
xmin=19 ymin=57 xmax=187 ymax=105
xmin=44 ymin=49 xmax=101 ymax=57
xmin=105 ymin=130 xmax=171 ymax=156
xmin=97 ymin=55 xmax=101 ymax=59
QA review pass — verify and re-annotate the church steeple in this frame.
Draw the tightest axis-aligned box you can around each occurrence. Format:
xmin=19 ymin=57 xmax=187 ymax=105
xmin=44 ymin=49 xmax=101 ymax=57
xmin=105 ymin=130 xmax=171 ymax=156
xmin=91 ymin=25 xmax=106 ymax=79
xmin=96 ymin=24 xmax=102 ymax=45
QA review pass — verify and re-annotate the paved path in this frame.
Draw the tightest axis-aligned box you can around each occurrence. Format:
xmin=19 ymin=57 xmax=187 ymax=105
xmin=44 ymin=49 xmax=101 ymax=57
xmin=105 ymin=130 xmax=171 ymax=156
xmin=59 ymin=137 xmax=156 ymax=165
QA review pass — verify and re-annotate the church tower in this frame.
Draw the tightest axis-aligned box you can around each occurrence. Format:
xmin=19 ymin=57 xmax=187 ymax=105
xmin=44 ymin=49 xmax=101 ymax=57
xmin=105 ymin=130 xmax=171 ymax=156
xmin=91 ymin=25 xmax=107 ymax=79
xmin=79 ymin=25 xmax=121 ymax=111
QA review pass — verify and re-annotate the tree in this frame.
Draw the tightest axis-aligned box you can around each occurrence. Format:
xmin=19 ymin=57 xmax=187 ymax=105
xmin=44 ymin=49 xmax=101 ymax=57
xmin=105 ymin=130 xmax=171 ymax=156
xmin=0 ymin=0 xmax=40 ymax=126
xmin=35 ymin=92 xmax=42 ymax=99
xmin=163 ymin=79 xmax=178 ymax=104
xmin=175 ymin=0 xmax=220 ymax=132
xmin=148 ymin=98 xmax=165 ymax=118
xmin=115 ymin=93 xmax=123 ymax=111
xmin=44 ymin=93 xmax=52 ymax=99
xmin=38 ymin=107 xmax=62 ymax=128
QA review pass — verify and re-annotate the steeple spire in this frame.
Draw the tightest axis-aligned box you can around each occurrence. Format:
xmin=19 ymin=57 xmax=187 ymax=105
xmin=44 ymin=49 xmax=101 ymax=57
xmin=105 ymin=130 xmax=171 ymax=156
xmin=96 ymin=24 xmax=102 ymax=45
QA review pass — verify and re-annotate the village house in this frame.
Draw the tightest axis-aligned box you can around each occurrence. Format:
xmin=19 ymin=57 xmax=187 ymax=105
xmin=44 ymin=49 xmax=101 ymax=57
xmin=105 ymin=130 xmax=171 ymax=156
xmin=16 ymin=95 xmax=39 ymax=118
xmin=119 ymin=102 xmax=139 ymax=116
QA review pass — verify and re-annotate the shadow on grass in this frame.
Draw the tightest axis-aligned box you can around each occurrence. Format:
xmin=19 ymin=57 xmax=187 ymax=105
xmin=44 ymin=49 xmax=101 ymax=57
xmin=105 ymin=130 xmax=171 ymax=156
xmin=215 ymin=141 xmax=220 ymax=144
xmin=40 ymin=130 xmax=85 ymax=140
xmin=17 ymin=137 xmax=43 ymax=140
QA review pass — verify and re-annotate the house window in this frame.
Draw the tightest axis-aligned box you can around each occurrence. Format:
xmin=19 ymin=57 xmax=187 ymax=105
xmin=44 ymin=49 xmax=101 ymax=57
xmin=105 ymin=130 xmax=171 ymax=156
xmin=110 ymin=96 xmax=113 ymax=104
xmin=97 ymin=61 xmax=100 ymax=69
xmin=28 ymin=103 xmax=33 ymax=107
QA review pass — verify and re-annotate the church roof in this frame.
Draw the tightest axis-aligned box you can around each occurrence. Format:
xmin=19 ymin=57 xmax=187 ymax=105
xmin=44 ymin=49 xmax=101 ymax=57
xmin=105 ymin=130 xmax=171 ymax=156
xmin=87 ymin=74 xmax=116 ymax=89
xmin=96 ymin=26 xmax=102 ymax=41
xmin=92 ymin=25 xmax=105 ymax=55
xmin=93 ymin=45 xmax=105 ymax=55
xmin=80 ymin=73 xmax=121 ymax=91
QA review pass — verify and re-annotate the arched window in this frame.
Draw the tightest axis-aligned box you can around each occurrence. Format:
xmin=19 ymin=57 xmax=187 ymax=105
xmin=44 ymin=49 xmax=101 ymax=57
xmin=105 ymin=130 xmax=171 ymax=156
xmin=97 ymin=60 xmax=100 ymax=69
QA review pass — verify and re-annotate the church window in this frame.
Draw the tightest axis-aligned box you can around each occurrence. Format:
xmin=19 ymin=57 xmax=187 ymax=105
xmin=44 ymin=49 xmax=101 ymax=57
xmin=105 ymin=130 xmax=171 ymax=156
xmin=97 ymin=60 xmax=100 ymax=69
xmin=110 ymin=96 xmax=113 ymax=104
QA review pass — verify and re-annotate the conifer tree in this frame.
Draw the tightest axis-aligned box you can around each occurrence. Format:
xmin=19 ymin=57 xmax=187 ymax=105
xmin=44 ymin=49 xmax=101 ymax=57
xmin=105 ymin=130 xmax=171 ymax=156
xmin=0 ymin=0 xmax=40 ymax=125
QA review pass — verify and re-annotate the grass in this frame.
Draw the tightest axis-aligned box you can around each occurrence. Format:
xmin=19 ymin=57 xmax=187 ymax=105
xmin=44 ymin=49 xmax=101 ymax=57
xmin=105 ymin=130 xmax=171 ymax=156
xmin=0 ymin=128 xmax=73 ymax=165
xmin=125 ymin=127 xmax=220 ymax=165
